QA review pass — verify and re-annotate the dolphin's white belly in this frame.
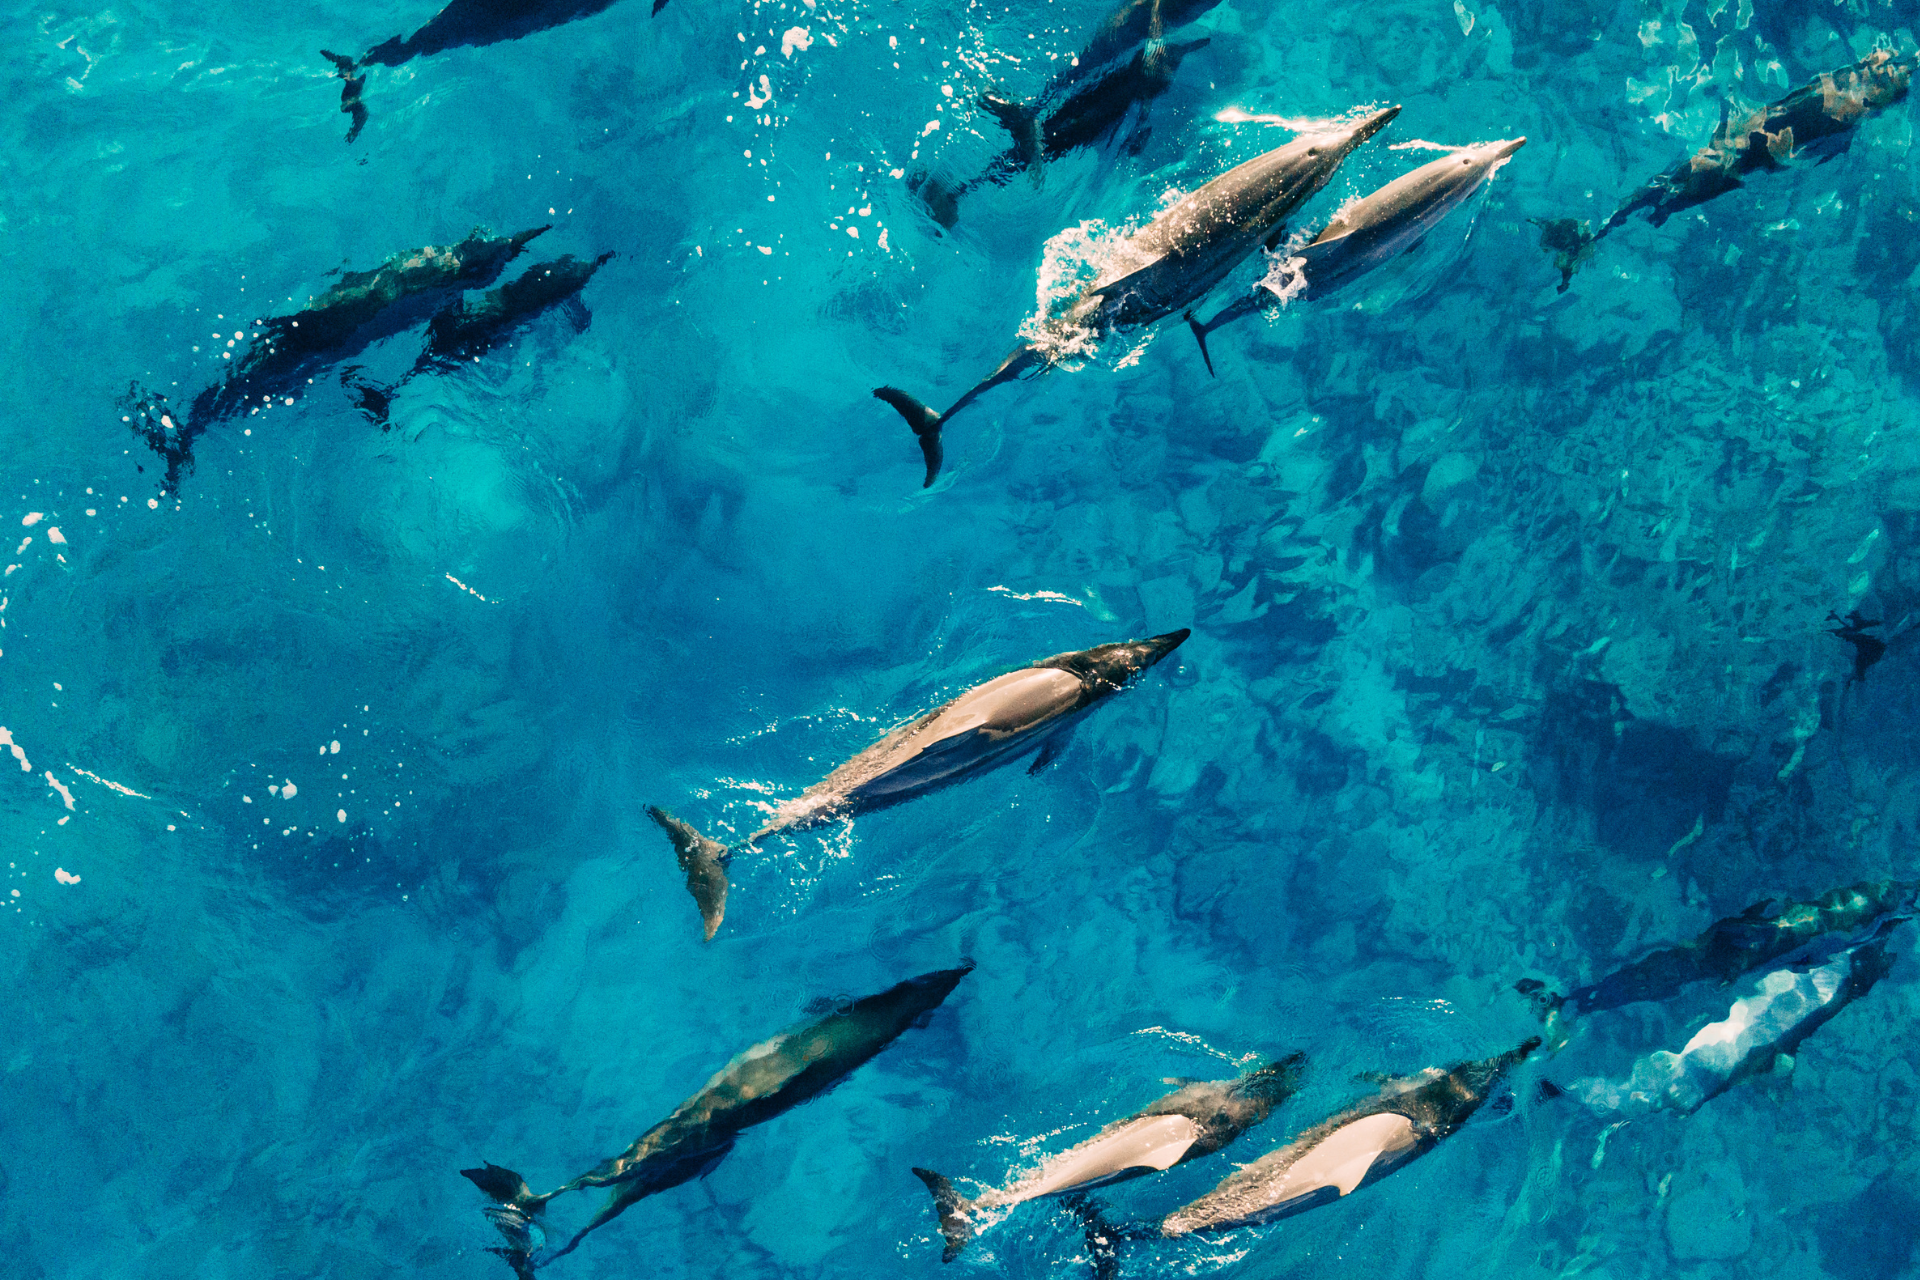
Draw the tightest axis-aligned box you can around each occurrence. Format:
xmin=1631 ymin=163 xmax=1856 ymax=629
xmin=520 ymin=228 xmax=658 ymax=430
xmin=841 ymin=667 xmax=1084 ymax=803
xmin=995 ymin=1113 xmax=1202 ymax=1206
xmin=1164 ymin=1111 xmax=1421 ymax=1234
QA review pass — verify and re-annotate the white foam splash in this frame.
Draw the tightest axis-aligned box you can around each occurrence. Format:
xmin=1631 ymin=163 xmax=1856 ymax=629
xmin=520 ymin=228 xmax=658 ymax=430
xmin=988 ymin=586 xmax=1084 ymax=606
xmin=44 ymin=771 xmax=75 ymax=810
xmin=67 ymin=764 xmax=151 ymax=798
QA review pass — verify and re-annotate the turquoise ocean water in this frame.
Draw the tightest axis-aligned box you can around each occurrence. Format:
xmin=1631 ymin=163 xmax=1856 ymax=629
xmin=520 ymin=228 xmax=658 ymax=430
xmin=4 ymin=0 xmax=1920 ymax=1276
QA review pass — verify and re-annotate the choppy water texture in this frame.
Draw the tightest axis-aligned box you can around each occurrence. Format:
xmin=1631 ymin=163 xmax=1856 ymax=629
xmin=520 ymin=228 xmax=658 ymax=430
xmin=5 ymin=0 xmax=1920 ymax=1277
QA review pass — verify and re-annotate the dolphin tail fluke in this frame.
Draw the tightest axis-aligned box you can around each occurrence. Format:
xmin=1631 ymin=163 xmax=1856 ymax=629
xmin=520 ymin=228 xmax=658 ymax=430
xmin=980 ymin=93 xmax=1044 ymax=180
xmin=874 ymin=386 xmax=945 ymax=487
xmin=1532 ymin=217 xmax=1597 ymax=294
xmin=912 ymin=1168 xmax=976 ymax=1262
xmin=1184 ymin=311 xmax=1217 ymax=377
xmin=1064 ymin=1195 xmax=1125 ymax=1280
xmin=320 ymin=49 xmax=369 ymax=142
xmin=648 ymin=806 xmax=731 ymax=940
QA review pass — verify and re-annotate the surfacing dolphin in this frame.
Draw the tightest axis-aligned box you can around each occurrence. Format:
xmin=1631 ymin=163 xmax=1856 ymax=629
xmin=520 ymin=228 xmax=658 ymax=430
xmin=1517 ymin=877 xmax=1919 ymax=1023
xmin=912 ymin=1053 xmax=1305 ymax=1260
xmin=126 ymin=225 xmax=548 ymax=488
xmin=1566 ymin=921 xmax=1900 ymax=1116
xmin=1540 ymin=49 xmax=1912 ymax=291
xmin=874 ymin=105 xmax=1400 ymax=486
xmin=346 ymin=251 xmax=615 ymax=426
xmin=1185 ymin=136 xmax=1525 ymax=374
xmin=649 ymin=629 xmax=1190 ymax=939
xmin=1159 ymin=1038 xmax=1541 ymax=1235
xmin=462 ymin=962 xmax=974 ymax=1276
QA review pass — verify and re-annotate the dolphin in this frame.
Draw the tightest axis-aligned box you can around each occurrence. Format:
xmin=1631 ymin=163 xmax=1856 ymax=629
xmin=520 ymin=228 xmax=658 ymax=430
xmin=1517 ymin=878 xmax=1919 ymax=1023
xmin=1541 ymin=50 xmax=1912 ymax=291
xmin=875 ymin=105 xmax=1399 ymax=486
xmin=321 ymin=0 xmax=651 ymax=143
xmin=346 ymin=251 xmax=615 ymax=425
xmin=126 ymin=224 xmax=548 ymax=487
xmin=1159 ymin=1038 xmax=1541 ymax=1236
xmin=1566 ymin=924 xmax=1899 ymax=1116
xmin=1047 ymin=0 xmax=1226 ymax=101
xmin=1185 ymin=136 xmax=1525 ymax=374
xmin=650 ymin=629 xmax=1190 ymax=939
xmin=912 ymin=1053 xmax=1305 ymax=1261
xmin=462 ymin=963 xmax=974 ymax=1275
xmin=916 ymin=38 xmax=1212 ymax=228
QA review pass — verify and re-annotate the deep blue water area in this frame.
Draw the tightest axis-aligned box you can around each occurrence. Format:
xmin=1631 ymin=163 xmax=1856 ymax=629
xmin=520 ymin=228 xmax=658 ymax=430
xmin=5 ymin=0 xmax=1920 ymax=1277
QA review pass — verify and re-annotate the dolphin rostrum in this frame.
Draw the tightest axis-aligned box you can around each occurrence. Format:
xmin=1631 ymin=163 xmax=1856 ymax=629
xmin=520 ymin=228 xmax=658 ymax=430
xmin=650 ymin=629 xmax=1190 ymax=939
xmin=874 ymin=105 xmax=1400 ymax=486
xmin=1185 ymin=136 xmax=1525 ymax=374
xmin=462 ymin=963 xmax=974 ymax=1276
xmin=1159 ymin=1038 xmax=1541 ymax=1236
xmin=912 ymin=1053 xmax=1305 ymax=1261
xmin=127 ymin=225 xmax=548 ymax=487
xmin=1541 ymin=50 xmax=1912 ymax=291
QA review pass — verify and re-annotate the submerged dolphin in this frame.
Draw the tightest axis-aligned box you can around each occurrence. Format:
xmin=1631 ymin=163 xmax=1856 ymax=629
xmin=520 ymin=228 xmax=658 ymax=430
xmin=463 ymin=963 xmax=974 ymax=1275
xmin=346 ymin=251 xmax=615 ymax=425
xmin=1518 ymin=878 xmax=1919 ymax=1022
xmin=913 ymin=1053 xmax=1305 ymax=1260
xmin=1185 ymin=136 xmax=1525 ymax=374
xmin=650 ymin=629 xmax=1190 ymax=939
xmin=915 ymin=38 xmax=1211 ymax=228
xmin=1567 ymin=924 xmax=1898 ymax=1116
xmin=875 ymin=105 xmax=1400 ymax=486
xmin=1541 ymin=50 xmax=1912 ymax=290
xmin=321 ymin=0 xmax=656 ymax=142
xmin=126 ymin=225 xmax=548 ymax=488
xmin=1046 ymin=0 xmax=1225 ymax=101
xmin=1159 ymin=1038 xmax=1540 ymax=1235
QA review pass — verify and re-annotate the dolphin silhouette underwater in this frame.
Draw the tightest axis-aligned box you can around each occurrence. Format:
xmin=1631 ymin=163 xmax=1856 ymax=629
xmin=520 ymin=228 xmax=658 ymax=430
xmin=1185 ymin=136 xmax=1526 ymax=373
xmin=874 ymin=105 xmax=1399 ymax=486
xmin=125 ymin=225 xmax=548 ymax=488
xmin=1540 ymin=49 xmax=1912 ymax=291
xmin=912 ymin=1053 xmax=1305 ymax=1260
xmin=649 ymin=629 xmax=1190 ymax=939
xmin=344 ymin=250 xmax=615 ymax=425
xmin=322 ymin=0 xmax=664 ymax=142
xmin=462 ymin=963 xmax=974 ymax=1276
xmin=913 ymin=32 xmax=1215 ymax=227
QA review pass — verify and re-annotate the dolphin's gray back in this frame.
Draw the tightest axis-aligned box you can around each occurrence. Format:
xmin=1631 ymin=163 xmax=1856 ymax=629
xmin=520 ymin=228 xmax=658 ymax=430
xmin=1297 ymin=146 xmax=1507 ymax=298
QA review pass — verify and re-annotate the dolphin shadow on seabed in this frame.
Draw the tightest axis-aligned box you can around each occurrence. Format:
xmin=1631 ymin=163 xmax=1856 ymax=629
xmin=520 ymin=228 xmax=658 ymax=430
xmin=460 ymin=963 xmax=973 ymax=1277
xmin=648 ymin=630 xmax=1190 ymax=940
xmin=122 ymin=225 xmax=548 ymax=491
xmin=321 ymin=0 xmax=661 ymax=143
xmin=1538 ymin=49 xmax=1913 ymax=292
xmin=874 ymin=105 xmax=1400 ymax=487
xmin=343 ymin=250 xmax=615 ymax=427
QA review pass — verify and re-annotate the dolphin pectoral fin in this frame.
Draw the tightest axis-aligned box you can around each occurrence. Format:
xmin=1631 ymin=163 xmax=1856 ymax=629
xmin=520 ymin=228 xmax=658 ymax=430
xmin=1028 ymin=730 xmax=1072 ymax=775
xmin=912 ymin=1168 xmax=976 ymax=1262
xmin=648 ymin=806 xmax=731 ymax=941
xmin=1185 ymin=311 xmax=1216 ymax=377
xmin=874 ymin=386 xmax=946 ymax=486
xmin=562 ymin=296 xmax=591 ymax=333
